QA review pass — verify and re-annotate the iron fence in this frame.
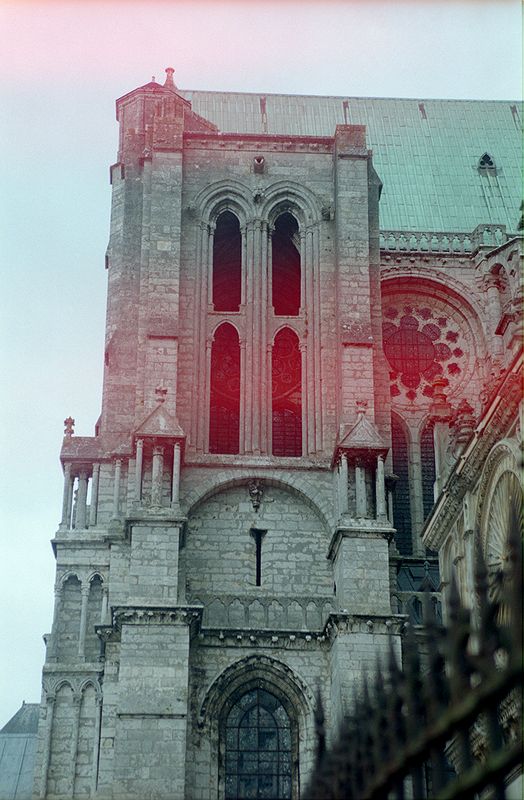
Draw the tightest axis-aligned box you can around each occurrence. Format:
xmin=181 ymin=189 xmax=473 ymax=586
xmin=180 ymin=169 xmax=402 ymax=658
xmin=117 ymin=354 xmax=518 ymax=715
xmin=305 ymin=498 xmax=523 ymax=800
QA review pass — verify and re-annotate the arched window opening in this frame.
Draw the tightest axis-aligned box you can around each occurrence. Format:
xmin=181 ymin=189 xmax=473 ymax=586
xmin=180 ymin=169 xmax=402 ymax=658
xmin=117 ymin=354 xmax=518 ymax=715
xmin=225 ymin=689 xmax=292 ymax=800
xmin=85 ymin=575 xmax=103 ymax=661
xmin=272 ymin=329 xmax=302 ymax=457
xmin=213 ymin=211 xmax=242 ymax=312
xmin=478 ymin=152 xmax=496 ymax=173
xmin=420 ymin=422 xmax=436 ymax=520
xmin=272 ymin=213 xmax=301 ymax=316
xmin=484 ymin=471 xmax=522 ymax=614
xmin=209 ymin=323 xmax=240 ymax=454
xmin=391 ymin=417 xmax=412 ymax=555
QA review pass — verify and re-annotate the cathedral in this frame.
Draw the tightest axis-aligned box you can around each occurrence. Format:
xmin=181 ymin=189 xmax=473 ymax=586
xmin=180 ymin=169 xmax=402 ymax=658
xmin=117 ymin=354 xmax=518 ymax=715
xmin=26 ymin=70 xmax=521 ymax=799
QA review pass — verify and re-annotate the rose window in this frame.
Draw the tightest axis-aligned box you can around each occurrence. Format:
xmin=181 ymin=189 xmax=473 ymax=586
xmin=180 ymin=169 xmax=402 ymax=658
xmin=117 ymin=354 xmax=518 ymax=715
xmin=383 ymin=303 xmax=468 ymax=402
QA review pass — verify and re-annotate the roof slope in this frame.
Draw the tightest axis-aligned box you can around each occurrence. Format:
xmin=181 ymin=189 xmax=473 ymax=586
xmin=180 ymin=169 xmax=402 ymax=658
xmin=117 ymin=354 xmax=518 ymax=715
xmin=181 ymin=90 xmax=522 ymax=234
xmin=1 ymin=703 xmax=39 ymax=734
xmin=0 ymin=704 xmax=39 ymax=800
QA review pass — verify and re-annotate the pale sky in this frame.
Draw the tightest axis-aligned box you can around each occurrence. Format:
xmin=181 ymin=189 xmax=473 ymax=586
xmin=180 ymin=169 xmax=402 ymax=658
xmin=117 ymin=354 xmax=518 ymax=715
xmin=0 ymin=0 xmax=521 ymax=728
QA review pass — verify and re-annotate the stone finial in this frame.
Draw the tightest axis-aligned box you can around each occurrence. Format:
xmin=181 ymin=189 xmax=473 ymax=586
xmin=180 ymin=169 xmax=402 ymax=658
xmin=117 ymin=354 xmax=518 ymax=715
xmin=164 ymin=67 xmax=176 ymax=89
xmin=64 ymin=417 xmax=75 ymax=437
xmin=155 ymin=386 xmax=168 ymax=404
xmin=248 ymin=480 xmax=263 ymax=511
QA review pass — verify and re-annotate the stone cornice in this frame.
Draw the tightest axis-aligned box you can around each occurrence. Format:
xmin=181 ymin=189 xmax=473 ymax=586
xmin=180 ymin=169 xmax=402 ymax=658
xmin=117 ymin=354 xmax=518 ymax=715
xmin=194 ymin=612 xmax=405 ymax=650
xmin=327 ymin=522 xmax=395 ymax=560
xmin=43 ymin=664 xmax=103 ymax=675
xmin=53 ymin=530 xmax=111 ymax=548
xmin=125 ymin=508 xmax=188 ymax=526
xmin=324 ymin=612 xmax=406 ymax=639
xmin=112 ymin=605 xmax=203 ymax=631
xmin=182 ymin=454 xmax=332 ymax=470
xmin=183 ymin=131 xmax=334 ymax=152
xmin=196 ymin=628 xmax=328 ymax=649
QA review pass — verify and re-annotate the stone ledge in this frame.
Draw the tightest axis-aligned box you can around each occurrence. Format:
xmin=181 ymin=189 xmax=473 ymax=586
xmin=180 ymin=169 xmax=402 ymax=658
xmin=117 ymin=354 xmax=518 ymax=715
xmin=325 ymin=612 xmax=406 ymax=638
xmin=112 ymin=604 xmax=203 ymax=629
xmin=195 ymin=628 xmax=328 ymax=650
xmin=328 ymin=522 xmax=395 ymax=559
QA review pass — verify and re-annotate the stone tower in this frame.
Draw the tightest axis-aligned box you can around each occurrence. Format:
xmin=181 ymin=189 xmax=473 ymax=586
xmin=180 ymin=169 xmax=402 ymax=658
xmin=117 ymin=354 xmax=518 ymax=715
xmin=32 ymin=70 xmax=522 ymax=799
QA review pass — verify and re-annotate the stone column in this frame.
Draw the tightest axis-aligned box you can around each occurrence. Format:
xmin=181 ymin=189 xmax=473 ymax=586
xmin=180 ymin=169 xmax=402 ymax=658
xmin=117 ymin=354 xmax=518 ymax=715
xmin=48 ymin=584 xmax=63 ymax=661
xmin=239 ymin=338 xmax=247 ymax=454
xmin=265 ymin=341 xmax=272 ymax=455
xmin=112 ymin=459 xmax=122 ymax=520
xmin=408 ymin=435 xmax=425 ymax=553
xmin=303 ymin=225 xmax=320 ymax=455
xmin=101 ymin=586 xmax=109 ymax=624
xmin=355 ymin=460 xmax=367 ymax=518
xmin=204 ymin=338 xmax=213 ymax=452
xmin=171 ymin=442 xmax=181 ymax=508
xmin=60 ymin=463 xmax=72 ymax=529
xmin=385 ymin=475 xmax=397 ymax=526
xmin=243 ymin=221 xmax=255 ymax=453
xmin=260 ymin=221 xmax=269 ymax=450
xmin=338 ymin=454 xmax=349 ymax=516
xmin=91 ymin=694 xmax=102 ymax=794
xmin=252 ymin=218 xmax=262 ymax=454
xmin=484 ymin=275 xmax=504 ymax=356
xmin=312 ymin=225 xmax=323 ymax=453
xmin=194 ymin=222 xmax=211 ymax=452
xmin=300 ymin=341 xmax=308 ymax=456
xmin=75 ymin=471 xmax=88 ymax=529
xmin=69 ymin=692 xmax=82 ymax=794
xmin=376 ymin=455 xmax=387 ymax=521
xmin=134 ymin=439 xmax=144 ymax=504
xmin=151 ymin=446 xmax=164 ymax=507
xmin=66 ymin=473 xmax=75 ymax=529
xmin=89 ymin=463 xmax=100 ymax=527
xmin=206 ymin=222 xmax=215 ymax=306
xmin=78 ymin=583 xmax=90 ymax=658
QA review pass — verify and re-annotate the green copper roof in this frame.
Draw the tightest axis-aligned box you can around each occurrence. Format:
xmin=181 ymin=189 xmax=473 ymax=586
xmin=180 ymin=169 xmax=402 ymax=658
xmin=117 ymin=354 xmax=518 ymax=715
xmin=181 ymin=90 xmax=523 ymax=234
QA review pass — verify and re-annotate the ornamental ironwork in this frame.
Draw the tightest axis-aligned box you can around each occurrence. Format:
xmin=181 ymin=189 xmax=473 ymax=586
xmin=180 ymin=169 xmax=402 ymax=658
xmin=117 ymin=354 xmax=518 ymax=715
xmin=305 ymin=495 xmax=523 ymax=800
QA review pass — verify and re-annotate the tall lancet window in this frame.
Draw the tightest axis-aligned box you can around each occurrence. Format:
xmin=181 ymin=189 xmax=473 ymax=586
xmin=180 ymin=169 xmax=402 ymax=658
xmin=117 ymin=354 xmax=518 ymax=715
xmin=272 ymin=213 xmax=301 ymax=316
xmin=272 ymin=328 xmax=302 ymax=457
xmin=420 ymin=421 xmax=437 ymax=520
xmin=213 ymin=211 xmax=242 ymax=312
xmin=209 ymin=323 xmax=240 ymax=454
xmin=391 ymin=416 xmax=412 ymax=554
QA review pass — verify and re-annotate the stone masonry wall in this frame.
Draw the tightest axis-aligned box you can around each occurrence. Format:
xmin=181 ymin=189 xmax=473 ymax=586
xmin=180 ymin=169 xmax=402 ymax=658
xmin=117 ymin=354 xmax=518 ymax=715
xmin=184 ymin=483 xmax=333 ymax=598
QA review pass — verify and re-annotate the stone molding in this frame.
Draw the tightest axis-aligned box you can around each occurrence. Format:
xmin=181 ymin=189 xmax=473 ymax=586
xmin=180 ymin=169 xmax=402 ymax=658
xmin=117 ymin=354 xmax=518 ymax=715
xmin=195 ymin=612 xmax=405 ymax=646
xmin=196 ymin=629 xmax=328 ymax=648
xmin=125 ymin=510 xmax=187 ymax=526
xmin=380 ymin=224 xmax=508 ymax=256
xmin=324 ymin=612 xmax=406 ymax=639
xmin=183 ymin=470 xmax=334 ymax=533
xmin=42 ymin=673 xmax=102 ymax=697
xmin=422 ymin=353 xmax=522 ymax=550
xmin=112 ymin=604 xmax=203 ymax=630
xmin=197 ymin=653 xmax=314 ymax=729
xmin=327 ymin=523 xmax=395 ymax=560
xmin=474 ymin=439 xmax=521 ymax=535
xmin=183 ymin=132 xmax=334 ymax=154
